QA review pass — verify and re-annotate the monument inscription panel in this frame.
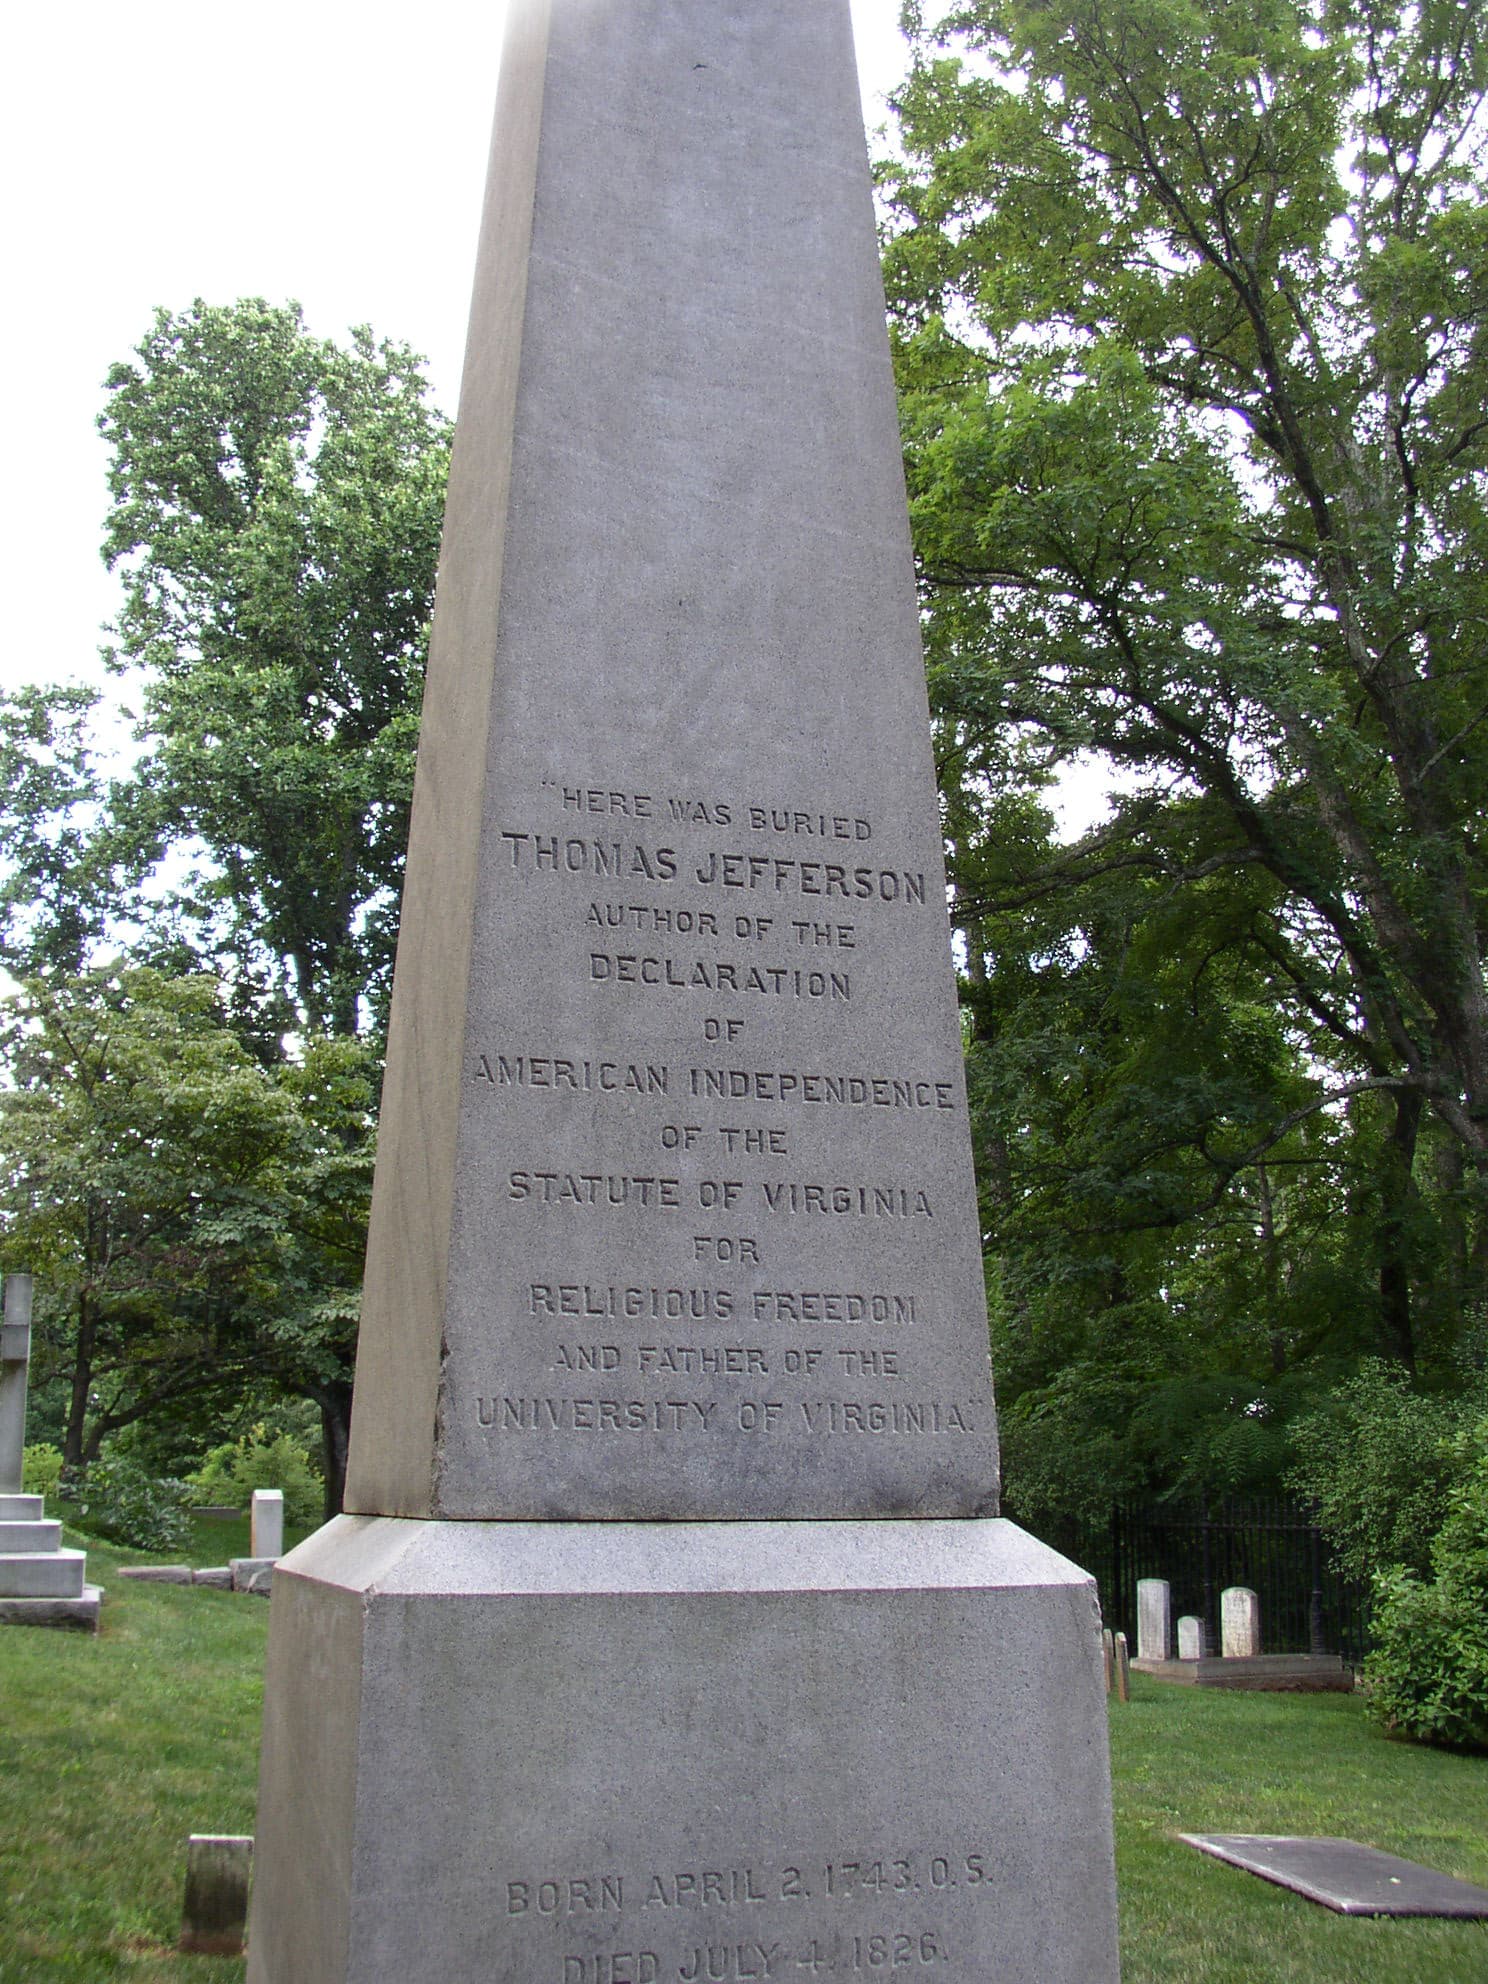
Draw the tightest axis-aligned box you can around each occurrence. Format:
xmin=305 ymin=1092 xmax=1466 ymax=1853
xmin=441 ymin=768 xmax=995 ymax=1517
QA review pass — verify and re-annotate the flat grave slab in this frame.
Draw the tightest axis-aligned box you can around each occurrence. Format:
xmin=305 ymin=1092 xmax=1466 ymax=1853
xmin=1181 ymin=1834 xmax=1488 ymax=1916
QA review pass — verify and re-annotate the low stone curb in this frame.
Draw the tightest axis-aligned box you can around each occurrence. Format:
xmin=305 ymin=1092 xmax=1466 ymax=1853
xmin=116 ymin=1563 xmax=266 ymax=1592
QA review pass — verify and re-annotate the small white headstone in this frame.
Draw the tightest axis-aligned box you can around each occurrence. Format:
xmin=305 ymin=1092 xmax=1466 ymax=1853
xmin=1136 ymin=1577 xmax=1170 ymax=1662
xmin=1177 ymin=1614 xmax=1203 ymax=1660
xmin=1221 ymin=1586 xmax=1260 ymax=1658
xmin=250 ymin=1489 xmax=284 ymax=1561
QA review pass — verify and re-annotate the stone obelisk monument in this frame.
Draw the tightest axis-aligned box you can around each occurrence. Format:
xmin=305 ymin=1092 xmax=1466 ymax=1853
xmin=247 ymin=3 xmax=1118 ymax=1977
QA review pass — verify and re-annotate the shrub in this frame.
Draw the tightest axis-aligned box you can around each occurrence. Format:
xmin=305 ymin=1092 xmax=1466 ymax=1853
xmin=1364 ymin=1417 xmax=1488 ymax=1751
xmin=21 ymin=1442 xmax=64 ymax=1505
xmin=64 ymin=1454 xmax=194 ymax=1554
xmin=1286 ymin=1360 xmax=1474 ymax=1579
xmin=187 ymin=1425 xmax=322 ymax=1528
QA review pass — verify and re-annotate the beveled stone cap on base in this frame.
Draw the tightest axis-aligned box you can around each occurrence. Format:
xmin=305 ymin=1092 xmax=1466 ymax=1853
xmin=247 ymin=1516 xmax=1118 ymax=1984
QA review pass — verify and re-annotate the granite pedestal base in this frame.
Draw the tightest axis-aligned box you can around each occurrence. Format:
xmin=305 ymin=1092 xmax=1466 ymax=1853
xmin=0 ymin=1492 xmax=101 ymax=1631
xmin=247 ymin=1517 xmax=1118 ymax=1984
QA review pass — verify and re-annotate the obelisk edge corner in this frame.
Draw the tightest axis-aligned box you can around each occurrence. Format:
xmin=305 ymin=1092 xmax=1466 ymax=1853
xmin=342 ymin=0 xmax=557 ymax=1519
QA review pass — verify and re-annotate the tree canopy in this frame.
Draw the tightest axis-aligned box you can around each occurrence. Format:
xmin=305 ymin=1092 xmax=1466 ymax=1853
xmin=884 ymin=0 xmax=1488 ymax=1511
xmin=99 ymin=298 xmax=451 ymax=1041
xmin=0 ymin=967 xmax=376 ymax=1511
xmin=0 ymin=300 xmax=447 ymax=1505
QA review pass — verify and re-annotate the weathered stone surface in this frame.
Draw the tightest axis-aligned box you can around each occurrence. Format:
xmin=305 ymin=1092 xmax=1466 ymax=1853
xmin=231 ymin=1558 xmax=277 ymax=1594
xmin=1136 ymin=1654 xmax=1353 ymax=1692
xmin=118 ymin=1565 xmax=193 ymax=1584
xmin=247 ymin=1518 xmax=1116 ymax=1984
xmin=341 ymin=0 xmax=998 ymax=1525
xmin=193 ymin=1566 xmax=234 ymax=1589
xmin=1113 ymin=1630 xmax=1131 ymax=1702
xmin=251 ymin=1489 xmax=285 ymax=1560
xmin=1181 ymin=1835 xmax=1488 ymax=1916
xmin=1136 ymin=1577 xmax=1170 ymax=1663
xmin=1221 ymin=1585 xmax=1261 ymax=1658
xmin=180 ymin=1834 xmax=254 ymax=1955
xmin=1177 ymin=1613 xmax=1203 ymax=1660
xmin=0 ymin=1517 xmax=62 ymax=1553
xmin=0 ymin=1274 xmax=34 ymax=1495
xmin=0 ymin=1277 xmax=101 ymax=1629
xmin=0 ymin=1585 xmax=101 ymax=1631
xmin=250 ymin=6 xmax=1116 ymax=1979
xmin=0 ymin=1547 xmax=85 ymax=1598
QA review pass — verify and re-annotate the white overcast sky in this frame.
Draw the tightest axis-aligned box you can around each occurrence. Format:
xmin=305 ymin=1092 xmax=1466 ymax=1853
xmin=1 ymin=0 xmax=916 ymax=715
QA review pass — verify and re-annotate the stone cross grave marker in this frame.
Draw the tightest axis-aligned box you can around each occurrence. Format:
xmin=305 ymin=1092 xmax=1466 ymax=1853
xmin=0 ymin=1270 xmax=32 ymax=1494
xmin=0 ymin=1274 xmax=101 ymax=1632
xmin=246 ymin=5 xmax=1119 ymax=1978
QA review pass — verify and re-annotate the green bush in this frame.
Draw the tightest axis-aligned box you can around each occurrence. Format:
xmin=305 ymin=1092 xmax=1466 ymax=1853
xmin=187 ymin=1425 xmax=322 ymax=1528
xmin=63 ymin=1454 xmax=194 ymax=1554
xmin=1365 ymin=1418 xmax=1488 ymax=1751
xmin=1286 ymin=1360 xmax=1475 ymax=1579
xmin=21 ymin=1441 xmax=64 ymax=1505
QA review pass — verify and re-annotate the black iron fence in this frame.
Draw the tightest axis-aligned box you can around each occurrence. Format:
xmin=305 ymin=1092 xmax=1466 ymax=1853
xmin=1020 ymin=1498 xmax=1373 ymax=1668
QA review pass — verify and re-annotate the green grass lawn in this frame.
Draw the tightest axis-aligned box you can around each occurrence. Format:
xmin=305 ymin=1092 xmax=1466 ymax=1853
xmin=0 ymin=1533 xmax=265 ymax=1984
xmin=3 ymin=1548 xmax=1487 ymax=1982
xmin=1111 ymin=1674 xmax=1488 ymax=1983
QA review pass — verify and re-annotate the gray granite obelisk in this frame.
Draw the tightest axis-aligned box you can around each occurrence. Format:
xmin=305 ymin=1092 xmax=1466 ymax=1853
xmin=247 ymin=4 xmax=1118 ymax=1977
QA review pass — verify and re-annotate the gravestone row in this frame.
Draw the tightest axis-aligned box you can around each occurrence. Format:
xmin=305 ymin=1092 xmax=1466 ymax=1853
xmin=1133 ymin=1576 xmax=1351 ymax=1691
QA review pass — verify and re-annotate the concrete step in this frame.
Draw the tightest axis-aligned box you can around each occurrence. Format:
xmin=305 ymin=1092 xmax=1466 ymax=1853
xmin=0 ymin=1493 xmax=45 ymax=1521
xmin=0 ymin=1547 xmax=87 ymax=1598
xmin=0 ymin=1519 xmax=63 ymax=1553
xmin=0 ymin=1584 xmax=102 ymax=1632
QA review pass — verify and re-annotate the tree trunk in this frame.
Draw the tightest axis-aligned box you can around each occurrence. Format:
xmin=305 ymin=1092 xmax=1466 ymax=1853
xmin=63 ymin=1289 xmax=98 ymax=1474
xmin=1255 ymin=1162 xmax=1287 ymax=1377
xmin=1377 ymin=1089 xmax=1422 ymax=1372
xmin=317 ymin=1380 xmax=354 ymax=1520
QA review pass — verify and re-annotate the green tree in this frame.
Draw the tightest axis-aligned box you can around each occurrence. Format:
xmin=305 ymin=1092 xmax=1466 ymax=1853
xmin=885 ymin=0 xmax=1488 ymax=1459
xmin=959 ymin=795 xmax=1376 ymax=1518
xmin=0 ymin=685 xmax=147 ymax=978
xmin=0 ymin=968 xmax=375 ymax=1510
xmin=1364 ymin=1413 xmax=1488 ymax=1750
xmin=0 ymin=968 xmax=302 ymax=1469
xmin=1288 ymin=1359 xmax=1484 ymax=1579
xmin=99 ymin=298 xmax=451 ymax=1041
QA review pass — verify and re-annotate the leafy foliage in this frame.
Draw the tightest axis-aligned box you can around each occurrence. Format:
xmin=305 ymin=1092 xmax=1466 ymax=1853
xmin=1287 ymin=1359 xmax=1482 ymax=1578
xmin=0 ymin=966 xmax=376 ymax=1507
xmin=21 ymin=1441 xmax=64 ymax=1505
xmin=1365 ymin=1417 xmax=1488 ymax=1750
xmin=886 ymin=0 xmax=1488 ymax=1506
xmin=0 ymin=685 xmax=147 ymax=978
xmin=188 ymin=1425 xmax=322 ymax=1529
xmin=62 ymin=1453 xmax=194 ymax=1555
xmin=98 ymin=298 xmax=450 ymax=1040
